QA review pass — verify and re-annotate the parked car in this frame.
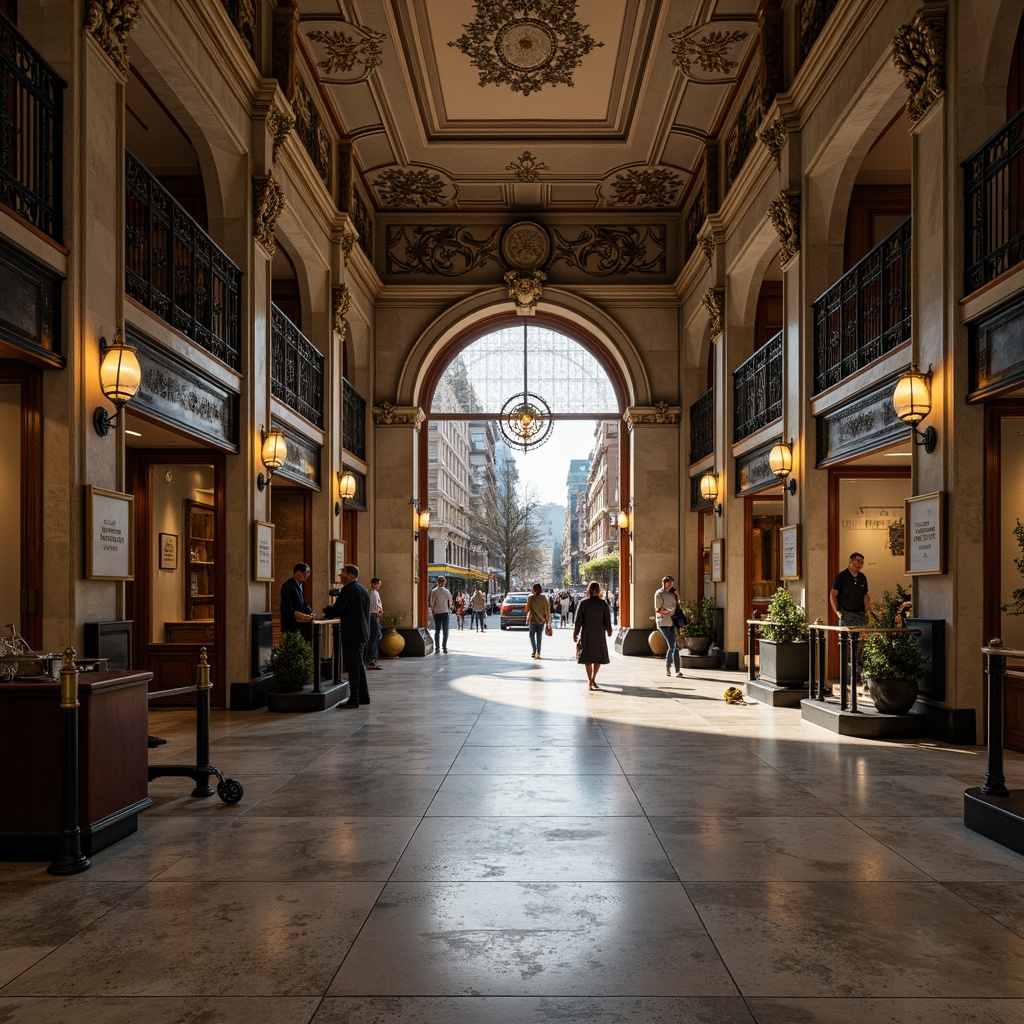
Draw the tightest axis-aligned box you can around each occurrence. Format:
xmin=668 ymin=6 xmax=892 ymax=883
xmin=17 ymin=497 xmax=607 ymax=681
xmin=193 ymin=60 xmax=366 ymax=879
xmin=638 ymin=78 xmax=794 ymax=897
xmin=500 ymin=592 xmax=530 ymax=630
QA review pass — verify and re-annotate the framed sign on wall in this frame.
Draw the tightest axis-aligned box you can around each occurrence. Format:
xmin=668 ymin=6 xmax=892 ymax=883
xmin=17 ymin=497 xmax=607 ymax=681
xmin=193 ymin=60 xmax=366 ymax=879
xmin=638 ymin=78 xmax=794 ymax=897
xmin=254 ymin=520 xmax=275 ymax=582
xmin=780 ymin=524 xmax=800 ymax=580
xmin=333 ymin=540 xmax=346 ymax=584
xmin=905 ymin=491 xmax=945 ymax=575
xmin=710 ymin=538 xmax=725 ymax=583
xmin=159 ymin=532 xmax=178 ymax=571
xmin=86 ymin=486 xmax=135 ymax=580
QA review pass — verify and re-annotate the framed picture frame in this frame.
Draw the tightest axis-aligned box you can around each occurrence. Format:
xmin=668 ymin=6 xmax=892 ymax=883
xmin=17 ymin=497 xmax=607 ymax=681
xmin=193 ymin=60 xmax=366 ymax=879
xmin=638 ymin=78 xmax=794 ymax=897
xmin=780 ymin=524 xmax=800 ymax=580
xmin=710 ymin=537 xmax=725 ymax=582
xmin=86 ymin=485 xmax=135 ymax=580
xmin=159 ymin=532 xmax=178 ymax=571
xmin=254 ymin=520 xmax=275 ymax=582
xmin=905 ymin=491 xmax=945 ymax=575
xmin=332 ymin=539 xmax=346 ymax=584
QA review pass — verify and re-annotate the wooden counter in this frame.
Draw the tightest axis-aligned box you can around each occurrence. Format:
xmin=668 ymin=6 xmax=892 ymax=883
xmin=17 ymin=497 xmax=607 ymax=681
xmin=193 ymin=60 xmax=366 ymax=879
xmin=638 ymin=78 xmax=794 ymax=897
xmin=0 ymin=670 xmax=154 ymax=859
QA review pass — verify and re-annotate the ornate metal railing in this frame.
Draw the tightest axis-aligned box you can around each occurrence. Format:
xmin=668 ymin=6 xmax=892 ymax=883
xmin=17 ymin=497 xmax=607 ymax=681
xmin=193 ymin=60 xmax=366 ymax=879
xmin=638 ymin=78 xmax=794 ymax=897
xmin=733 ymin=332 xmax=782 ymax=442
xmin=271 ymin=303 xmax=324 ymax=428
xmin=1 ymin=12 xmax=64 ymax=241
xmin=125 ymin=152 xmax=241 ymax=369
xmin=689 ymin=387 xmax=714 ymax=464
xmin=220 ymin=0 xmax=257 ymax=62
xmin=342 ymin=377 xmax=366 ymax=460
xmin=798 ymin=0 xmax=841 ymax=66
xmin=964 ymin=106 xmax=1024 ymax=294
xmin=812 ymin=217 xmax=911 ymax=395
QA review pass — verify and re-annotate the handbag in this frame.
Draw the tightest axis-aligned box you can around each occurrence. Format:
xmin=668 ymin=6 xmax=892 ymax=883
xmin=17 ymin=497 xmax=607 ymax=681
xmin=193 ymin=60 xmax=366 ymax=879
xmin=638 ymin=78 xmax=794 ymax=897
xmin=545 ymin=623 xmax=553 ymax=636
xmin=671 ymin=607 xmax=687 ymax=629
xmin=575 ymin=638 xmax=584 ymax=663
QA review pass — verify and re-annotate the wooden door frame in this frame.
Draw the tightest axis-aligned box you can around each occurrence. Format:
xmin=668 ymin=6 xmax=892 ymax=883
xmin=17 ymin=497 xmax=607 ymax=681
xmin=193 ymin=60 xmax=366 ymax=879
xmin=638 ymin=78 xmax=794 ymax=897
xmin=127 ymin=450 xmax=227 ymax=705
xmin=743 ymin=491 xmax=783 ymax=656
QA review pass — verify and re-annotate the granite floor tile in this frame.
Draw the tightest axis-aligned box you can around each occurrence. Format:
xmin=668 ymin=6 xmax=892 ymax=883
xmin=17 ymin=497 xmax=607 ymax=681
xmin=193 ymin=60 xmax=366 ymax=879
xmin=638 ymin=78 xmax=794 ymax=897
xmin=327 ymin=881 xmax=738 ymax=997
xmin=0 ymin=996 xmax=322 ymax=1023
xmin=628 ymin=774 xmax=837 ymax=817
xmin=426 ymin=773 xmax=645 ymax=816
xmin=789 ymin=772 xmax=968 ymax=817
xmin=302 ymin=743 xmax=463 ymax=774
xmin=245 ymin=773 xmax=444 ymax=817
xmin=392 ymin=816 xmax=677 ymax=881
xmin=944 ymin=882 xmax=1024 ymax=938
xmin=746 ymin=998 xmax=1024 ymax=1023
xmin=449 ymin=743 xmax=623 ymax=775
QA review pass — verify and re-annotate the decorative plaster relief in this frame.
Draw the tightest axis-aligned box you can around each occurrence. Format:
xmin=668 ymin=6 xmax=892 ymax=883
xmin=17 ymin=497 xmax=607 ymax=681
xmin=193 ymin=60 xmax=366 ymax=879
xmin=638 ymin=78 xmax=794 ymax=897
xmin=332 ymin=285 xmax=351 ymax=340
xmin=504 ymin=270 xmax=546 ymax=313
xmin=85 ymin=0 xmax=141 ymax=77
xmin=273 ymin=422 xmax=320 ymax=486
xmin=550 ymin=225 xmax=667 ymax=276
xmin=373 ymin=167 xmax=454 ymax=208
xmin=253 ymin=174 xmax=285 ymax=256
xmin=501 ymin=221 xmax=551 ymax=270
xmin=386 ymin=225 xmax=500 ymax=276
xmin=892 ymin=6 xmax=945 ymax=124
xmin=624 ymin=402 xmax=681 ymax=428
xmin=507 ymin=151 xmax=549 ymax=182
xmin=697 ymin=233 xmax=715 ymax=268
xmin=759 ymin=117 xmax=788 ymax=170
xmin=817 ymin=374 xmax=907 ymax=464
xmin=267 ymin=107 xmax=294 ymax=164
xmin=701 ymin=287 xmax=724 ymax=338
xmin=373 ymin=403 xmax=426 ymax=430
xmin=601 ymin=167 xmax=685 ymax=208
xmin=449 ymin=0 xmax=603 ymax=96
xmin=670 ymin=24 xmax=749 ymax=80
xmin=767 ymin=190 xmax=800 ymax=264
xmin=305 ymin=22 xmax=386 ymax=82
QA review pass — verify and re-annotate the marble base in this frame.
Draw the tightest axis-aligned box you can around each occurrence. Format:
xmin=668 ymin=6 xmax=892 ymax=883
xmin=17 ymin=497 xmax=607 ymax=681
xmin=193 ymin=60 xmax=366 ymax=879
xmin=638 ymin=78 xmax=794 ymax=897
xmin=800 ymin=697 xmax=928 ymax=738
xmin=267 ymin=681 xmax=350 ymax=713
xmin=679 ymin=654 xmax=721 ymax=671
xmin=615 ymin=628 xmax=656 ymax=657
xmin=747 ymin=679 xmax=806 ymax=707
xmin=964 ymin=787 xmax=1024 ymax=857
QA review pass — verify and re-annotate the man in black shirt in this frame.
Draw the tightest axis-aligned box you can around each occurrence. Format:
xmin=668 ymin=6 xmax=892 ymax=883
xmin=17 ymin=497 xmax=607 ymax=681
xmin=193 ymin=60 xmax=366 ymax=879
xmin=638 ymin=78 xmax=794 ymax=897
xmin=829 ymin=552 xmax=872 ymax=627
xmin=281 ymin=563 xmax=315 ymax=634
xmin=330 ymin=563 xmax=371 ymax=709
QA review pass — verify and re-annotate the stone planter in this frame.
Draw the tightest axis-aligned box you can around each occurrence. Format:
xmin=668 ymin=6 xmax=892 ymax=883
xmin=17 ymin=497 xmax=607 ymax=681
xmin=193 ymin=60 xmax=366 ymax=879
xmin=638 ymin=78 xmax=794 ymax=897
xmin=379 ymin=627 xmax=406 ymax=659
xmin=865 ymin=674 xmax=919 ymax=715
xmin=758 ymin=640 xmax=809 ymax=688
xmin=680 ymin=635 xmax=712 ymax=656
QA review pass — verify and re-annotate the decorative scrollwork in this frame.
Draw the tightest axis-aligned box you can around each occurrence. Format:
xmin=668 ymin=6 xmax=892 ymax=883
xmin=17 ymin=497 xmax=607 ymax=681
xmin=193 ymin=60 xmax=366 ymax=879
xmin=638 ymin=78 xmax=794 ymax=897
xmin=85 ymin=0 xmax=141 ymax=77
xmin=604 ymin=167 xmax=684 ymax=208
xmin=698 ymin=233 xmax=715 ymax=268
xmin=624 ymin=402 xmax=681 ymax=427
xmin=892 ymin=7 xmax=945 ymax=124
xmin=374 ymin=168 xmax=452 ymax=208
xmin=306 ymin=26 xmax=386 ymax=79
xmin=373 ymin=402 xmax=426 ymax=429
xmin=551 ymin=225 xmax=666 ymax=276
xmin=507 ymin=151 xmax=549 ymax=182
xmin=385 ymin=225 xmax=500 ymax=276
xmin=767 ymin=190 xmax=800 ymax=264
xmin=267 ymin=108 xmax=294 ymax=164
xmin=332 ymin=285 xmax=352 ymax=340
xmin=253 ymin=175 xmax=285 ymax=255
xmin=759 ymin=117 xmax=788 ymax=170
xmin=670 ymin=27 xmax=748 ymax=77
xmin=702 ymin=288 xmax=724 ymax=338
xmin=340 ymin=231 xmax=357 ymax=260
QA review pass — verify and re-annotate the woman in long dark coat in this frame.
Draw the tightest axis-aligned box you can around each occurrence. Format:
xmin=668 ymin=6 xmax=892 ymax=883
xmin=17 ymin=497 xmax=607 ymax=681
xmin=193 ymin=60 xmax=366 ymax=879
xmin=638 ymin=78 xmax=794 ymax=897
xmin=573 ymin=580 xmax=613 ymax=690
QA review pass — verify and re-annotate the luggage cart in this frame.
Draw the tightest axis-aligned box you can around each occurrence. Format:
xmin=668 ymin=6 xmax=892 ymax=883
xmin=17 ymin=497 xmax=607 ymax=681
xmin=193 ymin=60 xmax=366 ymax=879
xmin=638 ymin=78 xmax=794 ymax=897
xmin=147 ymin=648 xmax=243 ymax=804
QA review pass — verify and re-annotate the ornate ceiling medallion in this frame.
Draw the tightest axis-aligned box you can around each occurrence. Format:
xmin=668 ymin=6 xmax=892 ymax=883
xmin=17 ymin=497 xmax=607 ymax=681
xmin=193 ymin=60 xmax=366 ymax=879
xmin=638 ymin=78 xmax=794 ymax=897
xmin=303 ymin=20 xmax=386 ymax=83
xmin=501 ymin=222 xmax=551 ymax=270
xmin=449 ymin=2 xmax=603 ymax=97
xmin=602 ymin=167 xmax=685 ymax=208
xmin=507 ymin=151 xmax=549 ymax=182
xmin=669 ymin=23 xmax=751 ymax=82
xmin=372 ymin=167 xmax=455 ymax=208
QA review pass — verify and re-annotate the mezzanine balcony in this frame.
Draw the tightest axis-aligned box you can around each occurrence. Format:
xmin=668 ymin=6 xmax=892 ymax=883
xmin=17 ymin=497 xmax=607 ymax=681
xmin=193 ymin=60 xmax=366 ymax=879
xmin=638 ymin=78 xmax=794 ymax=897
xmin=271 ymin=303 xmax=324 ymax=429
xmin=342 ymin=376 xmax=366 ymax=460
xmin=689 ymin=387 xmax=714 ymax=464
xmin=733 ymin=332 xmax=782 ymax=443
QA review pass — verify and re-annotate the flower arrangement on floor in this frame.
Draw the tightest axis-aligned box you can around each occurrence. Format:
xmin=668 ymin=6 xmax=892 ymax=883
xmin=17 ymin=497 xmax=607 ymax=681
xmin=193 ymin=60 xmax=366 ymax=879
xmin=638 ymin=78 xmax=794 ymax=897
xmin=723 ymin=686 xmax=745 ymax=704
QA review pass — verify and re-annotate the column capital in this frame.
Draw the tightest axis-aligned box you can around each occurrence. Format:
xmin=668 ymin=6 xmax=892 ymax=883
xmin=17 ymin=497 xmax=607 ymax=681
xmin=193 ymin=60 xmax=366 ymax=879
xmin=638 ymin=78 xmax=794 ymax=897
xmin=373 ymin=403 xmax=426 ymax=430
xmin=624 ymin=402 xmax=681 ymax=430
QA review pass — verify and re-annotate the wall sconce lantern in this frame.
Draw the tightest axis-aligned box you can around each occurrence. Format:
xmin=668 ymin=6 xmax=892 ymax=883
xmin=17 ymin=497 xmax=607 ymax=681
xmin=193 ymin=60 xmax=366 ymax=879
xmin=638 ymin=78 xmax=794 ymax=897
xmin=893 ymin=362 xmax=937 ymax=453
xmin=616 ymin=498 xmax=634 ymax=540
xmin=411 ymin=497 xmax=432 ymax=540
xmin=768 ymin=438 xmax=796 ymax=495
xmin=256 ymin=427 xmax=288 ymax=491
xmin=335 ymin=470 xmax=356 ymax=516
xmin=700 ymin=470 xmax=723 ymax=516
xmin=93 ymin=331 xmax=142 ymax=436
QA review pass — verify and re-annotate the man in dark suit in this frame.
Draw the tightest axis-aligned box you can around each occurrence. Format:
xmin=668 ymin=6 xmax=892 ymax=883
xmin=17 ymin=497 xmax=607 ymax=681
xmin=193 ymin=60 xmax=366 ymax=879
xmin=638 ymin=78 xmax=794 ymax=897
xmin=329 ymin=563 xmax=371 ymax=709
xmin=281 ymin=563 xmax=315 ymax=634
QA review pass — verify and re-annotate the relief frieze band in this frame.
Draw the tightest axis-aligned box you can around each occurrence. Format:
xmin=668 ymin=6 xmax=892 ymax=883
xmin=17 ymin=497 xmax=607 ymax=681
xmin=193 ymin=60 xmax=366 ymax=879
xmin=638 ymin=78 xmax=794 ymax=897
xmin=816 ymin=373 xmax=908 ymax=466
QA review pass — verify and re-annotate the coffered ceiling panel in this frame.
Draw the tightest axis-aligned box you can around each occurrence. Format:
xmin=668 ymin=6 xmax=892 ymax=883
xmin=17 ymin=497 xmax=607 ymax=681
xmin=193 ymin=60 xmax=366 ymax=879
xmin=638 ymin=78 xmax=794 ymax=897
xmin=297 ymin=0 xmax=761 ymax=212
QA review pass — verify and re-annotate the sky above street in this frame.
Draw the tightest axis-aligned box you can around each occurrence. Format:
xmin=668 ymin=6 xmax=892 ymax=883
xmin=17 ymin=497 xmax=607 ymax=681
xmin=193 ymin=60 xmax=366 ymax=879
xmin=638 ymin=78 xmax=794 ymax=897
xmin=508 ymin=418 xmax=602 ymax=505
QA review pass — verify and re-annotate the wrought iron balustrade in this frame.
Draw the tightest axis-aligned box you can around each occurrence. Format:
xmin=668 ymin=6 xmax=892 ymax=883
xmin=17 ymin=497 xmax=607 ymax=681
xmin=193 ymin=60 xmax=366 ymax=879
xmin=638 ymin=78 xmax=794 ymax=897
xmin=342 ymin=377 xmax=366 ymax=460
xmin=1 ymin=12 xmax=64 ymax=241
xmin=271 ymin=303 xmax=323 ymax=428
xmin=964 ymin=107 xmax=1024 ymax=293
xmin=733 ymin=332 xmax=782 ymax=443
xmin=219 ymin=0 xmax=257 ymax=62
xmin=125 ymin=152 xmax=241 ymax=369
xmin=689 ymin=387 xmax=714 ymax=464
xmin=812 ymin=217 xmax=911 ymax=395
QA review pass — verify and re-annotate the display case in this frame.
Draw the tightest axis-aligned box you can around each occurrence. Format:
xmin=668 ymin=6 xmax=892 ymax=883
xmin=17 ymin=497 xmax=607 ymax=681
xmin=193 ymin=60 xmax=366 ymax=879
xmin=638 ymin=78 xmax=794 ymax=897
xmin=184 ymin=499 xmax=215 ymax=621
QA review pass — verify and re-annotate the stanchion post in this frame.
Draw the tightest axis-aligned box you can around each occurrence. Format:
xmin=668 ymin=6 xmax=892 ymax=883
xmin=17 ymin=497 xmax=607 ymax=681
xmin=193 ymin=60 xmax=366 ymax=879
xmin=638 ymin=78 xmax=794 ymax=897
xmin=850 ymin=630 xmax=860 ymax=713
xmin=312 ymin=623 xmax=323 ymax=693
xmin=191 ymin=647 xmax=214 ymax=797
xmin=48 ymin=647 xmax=90 ymax=875
xmin=838 ymin=631 xmax=849 ymax=709
xmin=332 ymin=621 xmax=341 ymax=686
xmin=981 ymin=639 xmax=1009 ymax=797
xmin=808 ymin=627 xmax=818 ymax=699
xmin=748 ymin=624 xmax=756 ymax=682
xmin=818 ymin=625 xmax=827 ymax=699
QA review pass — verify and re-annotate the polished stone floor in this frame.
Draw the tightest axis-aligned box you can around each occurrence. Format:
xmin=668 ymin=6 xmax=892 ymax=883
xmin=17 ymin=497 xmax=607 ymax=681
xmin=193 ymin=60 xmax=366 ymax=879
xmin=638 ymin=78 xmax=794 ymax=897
xmin=4 ymin=622 xmax=1024 ymax=1023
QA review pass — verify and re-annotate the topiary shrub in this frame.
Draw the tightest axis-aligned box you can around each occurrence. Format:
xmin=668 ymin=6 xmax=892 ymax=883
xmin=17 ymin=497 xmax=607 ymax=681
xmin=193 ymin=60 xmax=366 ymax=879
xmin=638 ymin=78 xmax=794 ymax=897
xmin=760 ymin=587 xmax=808 ymax=644
xmin=268 ymin=630 xmax=313 ymax=692
xmin=861 ymin=584 xmax=922 ymax=682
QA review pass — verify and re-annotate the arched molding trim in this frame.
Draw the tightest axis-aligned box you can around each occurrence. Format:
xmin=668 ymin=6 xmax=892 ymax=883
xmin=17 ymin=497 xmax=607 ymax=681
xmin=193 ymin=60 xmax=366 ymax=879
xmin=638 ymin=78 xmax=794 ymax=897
xmin=271 ymin=215 xmax=331 ymax=340
xmin=969 ymin=0 xmax=1024 ymax=141
xmin=396 ymin=287 xmax=652 ymax=413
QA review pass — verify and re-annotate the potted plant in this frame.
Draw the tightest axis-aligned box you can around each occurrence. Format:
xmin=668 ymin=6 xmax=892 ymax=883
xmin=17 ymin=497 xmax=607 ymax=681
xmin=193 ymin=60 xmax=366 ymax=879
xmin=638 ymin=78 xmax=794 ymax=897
xmin=268 ymin=630 xmax=313 ymax=693
xmin=860 ymin=583 xmax=923 ymax=714
xmin=1001 ymin=518 xmax=1024 ymax=616
xmin=758 ymin=586 xmax=809 ymax=688
xmin=378 ymin=611 xmax=406 ymax=658
xmin=678 ymin=596 xmax=715 ymax=656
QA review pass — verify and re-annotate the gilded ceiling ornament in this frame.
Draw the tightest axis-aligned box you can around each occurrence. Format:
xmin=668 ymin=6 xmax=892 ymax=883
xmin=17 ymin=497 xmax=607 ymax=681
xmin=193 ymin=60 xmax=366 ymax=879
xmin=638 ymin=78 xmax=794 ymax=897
xmin=701 ymin=287 xmax=724 ymax=338
xmin=266 ymin=108 xmax=294 ymax=164
xmin=331 ymin=285 xmax=352 ymax=340
xmin=373 ymin=403 xmax=426 ymax=429
xmin=501 ymin=222 xmax=551 ymax=270
xmin=374 ymin=168 xmax=451 ymax=208
xmin=507 ymin=151 xmax=549 ymax=182
xmin=767 ymin=190 xmax=800 ymax=264
xmin=449 ymin=1 xmax=603 ymax=97
xmin=605 ymin=168 xmax=684 ymax=208
xmin=306 ymin=26 xmax=386 ymax=79
xmin=670 ymin=27 xmax=747 ymax=77
xmin=892 ymin=7 xmax=946 ymax=124
xmin=341 ymin=231 xmax=357 ymax=259
xmin=698 ymin=233 xmax=715 ymax=268
xmin=85 ymin=0 xmax=141 ymax=77
xmin=253 ymin=175 xmax=285 ymax=255
xmin=759 ymin=117 xmax=788 ymax=170
xmin=504 ymin=270 xmax=547 ymax=313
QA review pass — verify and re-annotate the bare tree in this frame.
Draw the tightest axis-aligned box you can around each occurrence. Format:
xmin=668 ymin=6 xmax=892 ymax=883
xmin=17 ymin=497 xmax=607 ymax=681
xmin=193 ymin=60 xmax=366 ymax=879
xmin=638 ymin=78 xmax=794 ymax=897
xmin=478 ymin=459 xmax=548 ymax=590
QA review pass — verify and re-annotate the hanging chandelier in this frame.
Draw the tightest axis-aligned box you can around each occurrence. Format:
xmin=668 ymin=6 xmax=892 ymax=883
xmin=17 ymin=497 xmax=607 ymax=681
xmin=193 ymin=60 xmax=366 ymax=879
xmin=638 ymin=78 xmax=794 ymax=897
xmin=499 ymin=325 xmax=554 ymax=451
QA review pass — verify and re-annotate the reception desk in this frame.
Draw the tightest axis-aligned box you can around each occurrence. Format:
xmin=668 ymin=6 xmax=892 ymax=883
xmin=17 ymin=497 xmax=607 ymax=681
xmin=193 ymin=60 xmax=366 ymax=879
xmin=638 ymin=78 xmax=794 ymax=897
xmin=0 ymin=670 xmax=153 ymax=859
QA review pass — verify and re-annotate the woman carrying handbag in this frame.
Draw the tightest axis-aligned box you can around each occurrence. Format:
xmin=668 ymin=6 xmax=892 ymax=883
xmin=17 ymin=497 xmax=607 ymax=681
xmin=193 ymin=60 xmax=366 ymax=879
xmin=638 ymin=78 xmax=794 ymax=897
xmin=526 ymin=583 xmax=552 ymax=659
xmin=574 ymin=580 xmax=613 ymax=690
